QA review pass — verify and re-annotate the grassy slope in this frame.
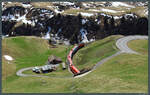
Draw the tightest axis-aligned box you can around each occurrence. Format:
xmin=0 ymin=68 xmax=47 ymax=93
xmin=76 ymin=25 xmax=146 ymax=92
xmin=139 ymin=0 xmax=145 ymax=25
xmin=73 ymin=35 xmax=120 ymax=70
xmin=128 ymin=39 xmax=148 ymax=55
xmin=88 ymin=39 xmax=148 ymax=93
xmin=2 ymin=36 xmax=50 ymax=70
xmin=23 ymin=35 xmax=121 ymax=75
xmin=2 ymin=36 xmax=148 ymax=93
xmin=2 ymin=36 xmax=71 ymax=89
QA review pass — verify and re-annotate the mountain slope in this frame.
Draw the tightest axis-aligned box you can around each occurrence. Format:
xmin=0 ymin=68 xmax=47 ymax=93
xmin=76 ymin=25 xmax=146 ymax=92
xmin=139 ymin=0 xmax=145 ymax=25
xmin=2 ymin=35 xmax=148 ymax=93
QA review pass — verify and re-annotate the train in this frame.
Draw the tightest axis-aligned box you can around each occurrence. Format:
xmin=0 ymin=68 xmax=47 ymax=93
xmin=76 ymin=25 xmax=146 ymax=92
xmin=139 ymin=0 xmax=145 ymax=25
xmin=67 ymin=43 xmax=90 ymax=76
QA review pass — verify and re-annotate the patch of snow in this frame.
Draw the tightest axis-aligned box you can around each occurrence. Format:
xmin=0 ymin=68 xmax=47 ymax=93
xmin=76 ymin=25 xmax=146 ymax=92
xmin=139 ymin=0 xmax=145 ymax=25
xmin=89 ymin=38 xmax=95 ymax=42
xmin=50 ymin=34 xmax=54 ymax=36
xmin=49 ymin=15 xmax=54 ymax=18
xmin=57 ymin=28 xmax=62 ymax=35
xmin=144 ymin=9 xmax=148 ymax=16
xmin=53 ymin=2 xmax=75 ymax=6
xmin=114 ymin=16 xmax=122 ymax=19
xmin=42 ymin=27 xmax=51 ymax=39
xmin=99 ymin=13 xmax=112 ymax=18
xmin=7 ymin=2 xmax=12 ymax=4
xmin=146 ymin=10 xmax=148 ymax=16
xmin=80 ymin=28 xmax=89 ymax=43
xmin=2 ymin=2 xmax=4 ymax=6
xmin=100 ymin=13 xmax=107 ymax=16
xmin=89 ymin=9 xmax=100 ymax=12
xmin=97 ymin=20 xmax=101 ymax=24
xmin=64 ymin=40 xmax=70 ymax=45
xmin=111 ymin=2 xmax=135 ymax=8
xmin=2 ymin=35 xmax=9 ymax=39
xmin=82 ymin=19 xmax=88 ymax=25
xmin=82 ymin=3 xmax=88 ymax=7
xmin=95 ymin=19 xmax=98 ymax=22
xmin=95 ymin=19 xmax=101 ymax=24
xmin=40 ymin=14 xmax=44 ymax=16
xmin=79 ymin=12 xmax=94 ymax=17
xmin=2 ymin=15 xmax=12 ymax=21
xmin=22 ymin=4 xmax=32 ymax=8
xmin=124 ymin=14 xmax=137 ymax=19
xmin=41 ymin=9 xmax=47 ymax=13
xmin=100 ymin=9 xmax=125 ymax=13
xmin=47 ymin=6 xmax=53 ymax=8
xmin=3 ymin=55 xmax=13 ymax=61
xmin=125 ymin=14 xmax=134 ymax=17
xmin=61 ymin=2 xmax=75 ymax=5
xmin=73 ymin=7 xmax=80 ymax=9
xmin=54 ymin=9 xmax=64 ymax=14
xmin=68 ymin=14 xmax=75 ymax=16
xmin=101 ymin=9 xmax=117 ymax=13
xmin=2 ymin=13 xmax=36 ymax=26
xmin=19 ymin=15 xmax=35 ymax=26
xmin=135 ymin=2 xmax=147 ymax=6
xmin=38 ymin=23 xmax=44 ymax=28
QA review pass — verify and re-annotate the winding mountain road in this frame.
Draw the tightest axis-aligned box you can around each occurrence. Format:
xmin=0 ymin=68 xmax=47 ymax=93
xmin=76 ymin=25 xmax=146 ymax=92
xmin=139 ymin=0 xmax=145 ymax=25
xmin=116 ymin=35 xmax=148 ymax=54
xmin=92 ymin=35 xmax=148 ymax=71
xmin=16 ymin=35 xmax=148 ymax=78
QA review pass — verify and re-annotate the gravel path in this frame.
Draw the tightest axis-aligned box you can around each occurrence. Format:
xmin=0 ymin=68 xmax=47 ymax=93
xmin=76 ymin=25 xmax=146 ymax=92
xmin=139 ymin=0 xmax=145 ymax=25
xmin=16 ymin=35 xmax=148 ymax=78
xmin=16 ymin=66 xmax=73 ymax=78
xmin=16 ymin=66 xmax=49 ymax=77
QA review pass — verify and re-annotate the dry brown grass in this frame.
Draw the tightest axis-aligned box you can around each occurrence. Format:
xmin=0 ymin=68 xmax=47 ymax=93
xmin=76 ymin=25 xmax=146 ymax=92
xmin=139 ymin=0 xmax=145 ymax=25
xmin=3 ymin=2 xmax=147 ymax=17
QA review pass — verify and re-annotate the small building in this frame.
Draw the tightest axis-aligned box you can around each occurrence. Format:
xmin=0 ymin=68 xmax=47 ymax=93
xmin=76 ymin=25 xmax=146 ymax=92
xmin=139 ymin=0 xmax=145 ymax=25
xmin=47 ymin=55 xmax=62 ymax=65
